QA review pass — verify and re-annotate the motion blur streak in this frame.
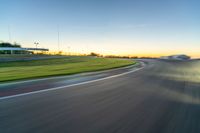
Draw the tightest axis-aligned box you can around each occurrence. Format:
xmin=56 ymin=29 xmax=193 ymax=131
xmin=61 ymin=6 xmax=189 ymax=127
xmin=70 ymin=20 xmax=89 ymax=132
xmin=1 ymin=59 xmax=200 ymax=133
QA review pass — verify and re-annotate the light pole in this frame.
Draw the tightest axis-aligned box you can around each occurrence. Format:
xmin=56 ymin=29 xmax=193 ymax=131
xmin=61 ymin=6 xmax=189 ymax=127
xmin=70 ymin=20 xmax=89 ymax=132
xmin=67 ymin=46 xmax=71 ymax=55
xmin=57 ymin=25 xmax=60 ymax=52
xmin=8 ymin=25 xmax=12 ymax=43
xmin=34 ymin=42 xmax=39 ymax=49
xmin=34 ymin=42 xmax=39 ymax=54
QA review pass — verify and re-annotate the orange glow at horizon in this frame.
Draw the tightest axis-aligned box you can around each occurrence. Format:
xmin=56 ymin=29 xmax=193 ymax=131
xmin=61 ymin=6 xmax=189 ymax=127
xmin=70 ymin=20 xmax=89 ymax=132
xmin=46 ymin=50 xmax=200 ymax=58
xmin=21 ymin=40 xmax=200 ymax=58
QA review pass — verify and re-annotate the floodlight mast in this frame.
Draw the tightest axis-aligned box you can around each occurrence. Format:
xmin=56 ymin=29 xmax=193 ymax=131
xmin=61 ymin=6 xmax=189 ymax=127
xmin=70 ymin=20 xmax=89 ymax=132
xmin=8 ymin=25 xmax=12 ymax=43
xmin=57 ymin=25 xmax=60 ymax=52
xmin=34 ymin=42 xmax=39 ymax=54
xmin=34 ymin=42 xmax=39 ymax=49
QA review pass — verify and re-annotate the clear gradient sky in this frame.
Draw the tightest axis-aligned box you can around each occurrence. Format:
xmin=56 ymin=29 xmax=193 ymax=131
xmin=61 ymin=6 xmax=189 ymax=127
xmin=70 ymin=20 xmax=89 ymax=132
xmin=1 ymin=0 xmax=200 ymax=57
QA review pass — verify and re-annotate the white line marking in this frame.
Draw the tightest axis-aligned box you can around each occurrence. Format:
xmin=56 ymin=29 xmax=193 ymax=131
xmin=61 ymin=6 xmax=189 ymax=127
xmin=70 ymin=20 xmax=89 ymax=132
xmin=0 ymin=63 xmax=145 ymax=100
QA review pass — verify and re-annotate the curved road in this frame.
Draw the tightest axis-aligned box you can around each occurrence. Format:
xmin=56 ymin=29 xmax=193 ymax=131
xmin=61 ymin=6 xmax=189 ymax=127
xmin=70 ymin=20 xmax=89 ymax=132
xmin=1 ymin=59 xmax=200 ymax=133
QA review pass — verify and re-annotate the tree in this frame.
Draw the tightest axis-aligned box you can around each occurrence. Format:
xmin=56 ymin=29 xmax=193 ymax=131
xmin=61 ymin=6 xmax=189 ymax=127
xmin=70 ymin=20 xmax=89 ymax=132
xmin=89 ymin=52 xmax=100 ymax=57
xmin=0 ymin=42 xmax=21 ymax=48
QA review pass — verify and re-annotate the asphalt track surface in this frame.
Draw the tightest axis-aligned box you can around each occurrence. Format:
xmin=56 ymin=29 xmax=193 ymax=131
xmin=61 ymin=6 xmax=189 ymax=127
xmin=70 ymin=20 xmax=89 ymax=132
xmin=1 ymin=59 xmax=200 ymax=133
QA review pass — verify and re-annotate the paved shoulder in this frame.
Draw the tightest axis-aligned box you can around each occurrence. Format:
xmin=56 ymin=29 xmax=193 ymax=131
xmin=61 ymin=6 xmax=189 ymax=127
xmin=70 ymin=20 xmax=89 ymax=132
xmin=0 ymin=61 xmax=145 ymax=98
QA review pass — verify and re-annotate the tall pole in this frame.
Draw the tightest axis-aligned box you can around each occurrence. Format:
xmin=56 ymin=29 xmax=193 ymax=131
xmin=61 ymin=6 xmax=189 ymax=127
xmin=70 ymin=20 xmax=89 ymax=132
xmin=34 ymin=42 xmax=39 ymax=49
xmin=34 ymin=42 xmax=39 ymax=54
xmin=57 ymin=25 xmax=60 ymax=52
xmin=8 ymin=25 xmax=12 ymax=43
xmin=67 ymin=46 xmax=70 ymax=55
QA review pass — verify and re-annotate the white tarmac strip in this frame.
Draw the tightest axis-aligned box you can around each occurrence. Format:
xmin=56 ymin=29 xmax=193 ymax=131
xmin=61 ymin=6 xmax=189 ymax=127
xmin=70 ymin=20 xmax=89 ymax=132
xmin=0 ymin=63 xmax=145 ymax=100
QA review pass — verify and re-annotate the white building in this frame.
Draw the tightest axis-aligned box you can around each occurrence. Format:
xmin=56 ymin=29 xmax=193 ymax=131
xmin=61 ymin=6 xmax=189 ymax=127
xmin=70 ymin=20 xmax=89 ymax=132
xmin=0 ymin=47 xmax=49 ymax=54
xmin=160 ymin=54 xmax=190 ymax=60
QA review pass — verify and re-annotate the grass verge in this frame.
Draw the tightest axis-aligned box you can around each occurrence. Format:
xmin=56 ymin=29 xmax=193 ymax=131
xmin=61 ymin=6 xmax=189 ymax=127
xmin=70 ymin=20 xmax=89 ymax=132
xmin=0 ymin=56 xmax=135 ymax=82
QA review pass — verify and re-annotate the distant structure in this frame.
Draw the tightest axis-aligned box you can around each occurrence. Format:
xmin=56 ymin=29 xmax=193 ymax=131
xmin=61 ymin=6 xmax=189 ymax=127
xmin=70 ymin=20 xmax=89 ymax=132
xmin=0 ymin=42 xmax=49 ymax=54
xmin=0 ymin=47 xmax=49 ymax=54
xmin=160 ymin=54 xmax=190 ymax=60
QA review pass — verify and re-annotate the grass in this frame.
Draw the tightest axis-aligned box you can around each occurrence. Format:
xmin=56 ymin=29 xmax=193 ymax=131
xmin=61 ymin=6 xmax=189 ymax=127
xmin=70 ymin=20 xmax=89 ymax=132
xmin=0 ymin=56 xmax=135 ymax=82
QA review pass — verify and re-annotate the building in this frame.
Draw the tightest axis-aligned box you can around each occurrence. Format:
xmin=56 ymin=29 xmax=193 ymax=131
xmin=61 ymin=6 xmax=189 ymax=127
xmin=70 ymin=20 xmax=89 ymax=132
xmin=0 ymin=47 xmax=49 ymax=54
xmin=160 ymin=54 xmax=190 ymax=60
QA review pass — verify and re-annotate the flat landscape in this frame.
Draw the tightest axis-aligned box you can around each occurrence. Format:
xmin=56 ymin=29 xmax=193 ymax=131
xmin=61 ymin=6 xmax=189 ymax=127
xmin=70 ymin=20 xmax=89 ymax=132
xmin=0 ymin=56 xmax=135 ymax=82
xmin=1 ymin=0 xmax=199 ymax=132
xmin=1 ymin=59 xmax=200 ymax=133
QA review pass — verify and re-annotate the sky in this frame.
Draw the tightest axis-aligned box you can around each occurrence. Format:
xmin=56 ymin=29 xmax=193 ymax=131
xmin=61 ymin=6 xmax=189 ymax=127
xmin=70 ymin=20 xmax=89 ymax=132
xmin=1 ymin=0 xmax=200 ymax=57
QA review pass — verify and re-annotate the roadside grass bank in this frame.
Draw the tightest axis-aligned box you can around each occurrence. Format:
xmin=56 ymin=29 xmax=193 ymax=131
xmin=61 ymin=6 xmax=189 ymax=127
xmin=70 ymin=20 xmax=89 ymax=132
xmin=0 ymin=56 xmax=136 ymax=82
xmin=0 ymin=54 xmax=65 ymax=62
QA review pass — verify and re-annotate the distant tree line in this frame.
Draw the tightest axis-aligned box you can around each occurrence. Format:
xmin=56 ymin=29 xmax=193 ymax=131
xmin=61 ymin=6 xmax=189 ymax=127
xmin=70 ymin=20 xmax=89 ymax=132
xmin=104 ymin=55 xmax=136 ymax=59
xmin=88 ymin=52 xmax=100 ymax=57
xmin=88 ymin=52 xmax=137 ymax=58
xmin=0 ymin=41 xmax=21 ymax=48
xmin=87 ymin=52 xmax=157 ymax=59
